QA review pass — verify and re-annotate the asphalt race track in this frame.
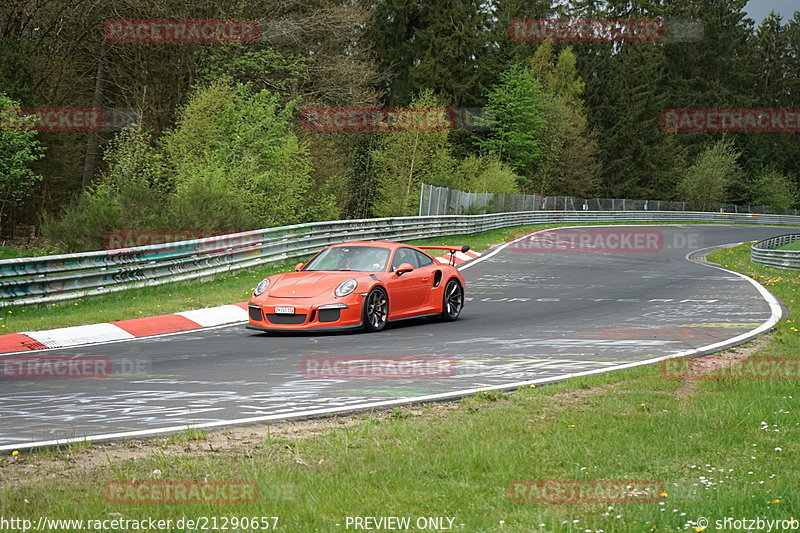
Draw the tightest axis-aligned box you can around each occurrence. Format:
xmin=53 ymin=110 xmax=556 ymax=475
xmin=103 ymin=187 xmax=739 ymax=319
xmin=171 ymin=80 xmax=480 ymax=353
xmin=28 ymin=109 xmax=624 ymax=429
xmin=0 ymin=225 xmax=789 ymax=449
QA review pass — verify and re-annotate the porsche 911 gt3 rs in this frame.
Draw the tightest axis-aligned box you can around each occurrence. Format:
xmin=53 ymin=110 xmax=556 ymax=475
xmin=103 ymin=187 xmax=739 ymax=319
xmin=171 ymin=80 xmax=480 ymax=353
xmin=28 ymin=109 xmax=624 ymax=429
xmin=246 ymin=241 xmax=468 ymax=333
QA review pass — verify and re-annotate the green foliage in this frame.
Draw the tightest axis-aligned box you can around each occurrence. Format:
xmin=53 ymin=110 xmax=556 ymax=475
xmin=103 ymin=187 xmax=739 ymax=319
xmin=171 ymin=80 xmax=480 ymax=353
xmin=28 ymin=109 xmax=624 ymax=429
xmin=0 ymin=92 xmax=44 ymax=226
xmin=365 ymin=0 xmax=490 ymax=106
xmin=676 ymin=139 xmax=743 ymax=211
xmin=10 ymin=0 xmax=800 ymax=243
xmin=406 ymin=0 xmax=489 ymax=106
xmin=478 ymin=64 xmax=548 ymax=192
xmin=455 ymin=155 xmax=520 ymax=194
xmin=528 ymin=43 xmax=585 ymax=105
xmin=526 ymin=45 xmax=600 ymax=196
xmin=582 ymin=41 xmax=688 ymax=198
xmin=746 ymin=168 xmax=797 ymax=210
xmin=371 ymin=90 xmax=456 ymax=216
xmin=45 ymin=83 xmax=316 ymax=250
xmin=198 ymin=49 xmax=308 ymax=95
xmin=165 ymin=82 xmax=312 ymax=230
xmin=42 ymin=126 xmax=168 ymax=251
xmin=538 ymin=97 xmax=601 ymax=197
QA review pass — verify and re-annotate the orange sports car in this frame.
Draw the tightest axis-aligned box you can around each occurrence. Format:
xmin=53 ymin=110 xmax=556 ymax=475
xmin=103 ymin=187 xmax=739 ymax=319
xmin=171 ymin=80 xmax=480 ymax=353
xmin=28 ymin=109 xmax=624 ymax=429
xmin=246 ymin=241 xmax=468 ymax=333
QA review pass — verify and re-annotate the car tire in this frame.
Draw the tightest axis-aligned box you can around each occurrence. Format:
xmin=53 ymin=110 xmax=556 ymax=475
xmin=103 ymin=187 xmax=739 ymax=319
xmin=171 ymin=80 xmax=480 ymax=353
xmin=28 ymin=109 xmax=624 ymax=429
xmin=441 ymin=279 xmax=464 ymax=321
xmin=363 ymin=287 xmax=389 ymax=332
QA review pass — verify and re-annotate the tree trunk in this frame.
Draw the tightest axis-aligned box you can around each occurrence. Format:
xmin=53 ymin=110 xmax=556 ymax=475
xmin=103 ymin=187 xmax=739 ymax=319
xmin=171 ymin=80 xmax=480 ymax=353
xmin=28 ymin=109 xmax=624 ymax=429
xmin=82 ymin=55 xmax=105 ymax=189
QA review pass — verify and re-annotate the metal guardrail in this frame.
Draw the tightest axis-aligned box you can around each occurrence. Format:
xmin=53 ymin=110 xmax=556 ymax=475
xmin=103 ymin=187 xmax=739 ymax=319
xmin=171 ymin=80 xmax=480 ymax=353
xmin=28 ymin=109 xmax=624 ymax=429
xmin=2 ymin=210 xmax=800 ymax=307
xmin=751 ymin=234 xmax=800 ymax=270
xmin=419 ymin=183 xmax=800 ymax=216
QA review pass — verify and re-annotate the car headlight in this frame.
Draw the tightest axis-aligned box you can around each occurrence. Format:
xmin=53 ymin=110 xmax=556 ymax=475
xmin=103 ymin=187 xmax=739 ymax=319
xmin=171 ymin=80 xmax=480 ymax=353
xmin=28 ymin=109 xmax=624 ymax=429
xmin=334 ymin=278 xmax=358 ymax=297
xmin=253 ymin=278 xmax=271 ymax=296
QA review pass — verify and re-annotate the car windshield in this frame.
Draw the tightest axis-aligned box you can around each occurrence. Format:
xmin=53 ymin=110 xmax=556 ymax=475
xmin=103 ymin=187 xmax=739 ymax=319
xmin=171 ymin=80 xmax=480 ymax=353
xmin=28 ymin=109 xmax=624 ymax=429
xmin=303 ymin=246 xmax=391 ymax=272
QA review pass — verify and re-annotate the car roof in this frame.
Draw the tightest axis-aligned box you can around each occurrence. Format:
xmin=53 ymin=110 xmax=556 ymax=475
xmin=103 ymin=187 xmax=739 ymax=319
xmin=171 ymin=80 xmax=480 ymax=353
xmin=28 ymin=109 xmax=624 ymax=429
xmin=328 ymin=241 xmax=409 ymax=250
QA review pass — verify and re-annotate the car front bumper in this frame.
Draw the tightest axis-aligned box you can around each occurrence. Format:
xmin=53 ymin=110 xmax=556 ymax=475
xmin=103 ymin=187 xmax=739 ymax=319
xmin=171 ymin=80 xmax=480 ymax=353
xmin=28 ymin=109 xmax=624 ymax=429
xmin=247 ymin=294 xmax=364 ymax=331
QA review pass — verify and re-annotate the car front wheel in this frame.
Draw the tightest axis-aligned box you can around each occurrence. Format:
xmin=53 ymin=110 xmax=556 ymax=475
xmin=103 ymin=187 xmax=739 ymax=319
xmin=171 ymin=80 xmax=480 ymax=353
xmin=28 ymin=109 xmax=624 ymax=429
xmin=363 ymin=287 xmax=388 ymax=332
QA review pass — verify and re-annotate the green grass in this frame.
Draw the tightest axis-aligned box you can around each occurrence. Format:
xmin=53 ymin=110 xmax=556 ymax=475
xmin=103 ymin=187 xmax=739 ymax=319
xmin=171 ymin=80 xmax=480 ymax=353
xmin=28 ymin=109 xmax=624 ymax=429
xmin=2 ymin=242 xmax=798 ymax=532
xmin=777 ymin=240 xmax=800 ymax=251
xmin=0 ymin=246 xmax=28 ymax=259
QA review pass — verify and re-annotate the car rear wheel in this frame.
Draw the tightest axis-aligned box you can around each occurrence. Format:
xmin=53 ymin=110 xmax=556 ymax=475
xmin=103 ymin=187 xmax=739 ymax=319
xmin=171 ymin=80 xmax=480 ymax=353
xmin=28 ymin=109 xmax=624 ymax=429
xmin=363 ymin=287 xmax=388 ymax=332
xmin=441 ymin=279 xmax=463 ymax=321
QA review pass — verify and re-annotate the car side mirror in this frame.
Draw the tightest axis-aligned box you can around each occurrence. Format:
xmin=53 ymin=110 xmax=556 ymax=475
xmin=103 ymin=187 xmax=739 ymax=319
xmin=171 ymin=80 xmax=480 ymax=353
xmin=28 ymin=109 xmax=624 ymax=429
xmin=395 ymin=262 xmax=414 ymax=276
xmin=294 ymin=262 xmax=304 ymax=272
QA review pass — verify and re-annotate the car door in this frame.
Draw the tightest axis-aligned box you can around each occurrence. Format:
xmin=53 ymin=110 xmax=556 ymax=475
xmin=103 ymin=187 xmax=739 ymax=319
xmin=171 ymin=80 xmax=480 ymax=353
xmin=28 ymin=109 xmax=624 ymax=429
xmin=388 ymin=247 xmax=430 ymax=317
xmin=410 ymin=249 xmax=437 ymax=312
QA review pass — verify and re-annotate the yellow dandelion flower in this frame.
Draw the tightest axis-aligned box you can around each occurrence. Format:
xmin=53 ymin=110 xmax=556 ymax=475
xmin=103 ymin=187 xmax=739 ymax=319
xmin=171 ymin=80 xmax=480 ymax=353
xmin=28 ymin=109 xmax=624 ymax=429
xmin=658 ymin=492 xmax=668 ymax=497
xmin=567 ymin=424 xmax=576 ymax=428
xmin=11 ymin=450 xmax=19 ymax=456
xmin=772 ymin=498 xmax=782 ymax=503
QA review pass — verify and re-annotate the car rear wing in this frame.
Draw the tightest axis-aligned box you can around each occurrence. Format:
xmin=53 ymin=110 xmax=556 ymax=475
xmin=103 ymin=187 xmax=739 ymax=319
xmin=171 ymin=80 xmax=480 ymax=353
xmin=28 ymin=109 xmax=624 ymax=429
xmin=417 ymin=245 xmax=471 ymax=266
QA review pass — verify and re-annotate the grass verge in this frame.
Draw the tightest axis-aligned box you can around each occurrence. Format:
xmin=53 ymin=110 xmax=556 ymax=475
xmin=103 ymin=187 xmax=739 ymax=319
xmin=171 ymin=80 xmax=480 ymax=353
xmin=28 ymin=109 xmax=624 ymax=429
xmin=777 ymin=240 xmax=800 ymax=251
xmin=1 ymin=242 xmax=798 ymax=532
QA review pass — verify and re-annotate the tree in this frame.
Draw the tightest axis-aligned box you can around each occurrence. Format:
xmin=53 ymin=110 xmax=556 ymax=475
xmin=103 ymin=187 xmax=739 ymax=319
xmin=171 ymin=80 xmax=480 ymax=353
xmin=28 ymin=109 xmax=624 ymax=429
xmin=586 ymin=41 xmax=687 ymax=198
xmin=747 ymin=168 xmax=797 ymax=210
xmin=364 ymin=0 xmax=490 ymax=106
xmin=527 ymin=43 xmax=584 ymax=105
xmin=737 ymin=12 xmax=800 ymax=182
xmin=676 ymin=139 xmax=742 ymax=211
xmin=477 ymin=64 xmax=548 ymax=192
xmin=41 ymin=125 xmax=168 ymax=251
xmin=363 ymin=0 xmax=422 ymax=106
xmin=455 ymin=154 xmax=519 ymax=194
xmin=527 ymin=44 xmax=600 ymax=196
xmin=45 ymin=82 xmax=319 ymax=250
xmin=483 ymin=0 xmax=558 ymax=86
xmin=371 ymin=90 xmax=456 ymax=216
xmin=408 ymin=0 xmax=490 ymax=106
xmin=0 ymin=93 xmax=44 ymax=235
xmin=164 ymin=82 xmax=313 ymax=230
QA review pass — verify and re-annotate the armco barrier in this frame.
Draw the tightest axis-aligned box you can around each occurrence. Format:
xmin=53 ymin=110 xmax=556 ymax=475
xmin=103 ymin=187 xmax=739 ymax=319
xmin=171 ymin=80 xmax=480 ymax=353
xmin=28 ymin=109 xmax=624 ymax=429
xmin=2 ymin=211 xmax=799 ymax=307
xmin=751 ymin=234 xmax=800 ymax=270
